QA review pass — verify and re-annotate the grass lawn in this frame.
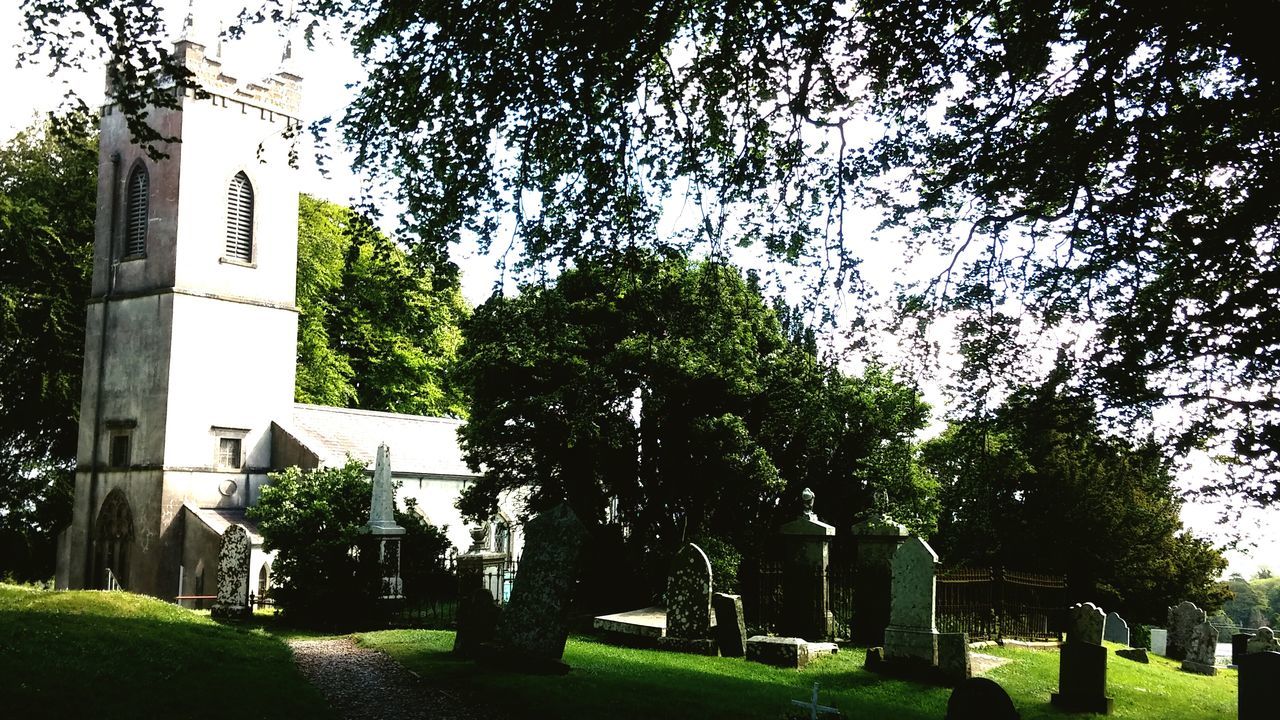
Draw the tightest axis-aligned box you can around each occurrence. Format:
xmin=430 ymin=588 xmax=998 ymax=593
xmin=359 ymin=630 xmax=1237 ymax=720
xmin=0 ymin=584 xmax=334 ymax=720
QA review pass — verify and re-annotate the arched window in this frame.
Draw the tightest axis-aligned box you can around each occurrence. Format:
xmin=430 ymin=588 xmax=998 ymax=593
xmin=225 ymin=171 xmax=254 ymax=262
xmin=124 ymin=163 xmax=148 ymax=257
xmin=94 ymin=489 xmax=134 ymax=590
xmin=257 ymin=562 xmax=271 ymax=598
xmin=491 ymin=516 xmax=511 ymax=555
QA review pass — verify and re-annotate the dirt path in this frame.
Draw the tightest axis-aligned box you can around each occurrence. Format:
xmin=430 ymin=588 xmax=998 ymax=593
xmin=288 ymin=637 xmax=499 ymax=720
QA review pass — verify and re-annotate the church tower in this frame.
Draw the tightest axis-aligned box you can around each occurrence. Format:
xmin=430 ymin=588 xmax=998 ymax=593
xmin=57 ymin=16 xmax=303 ymax=597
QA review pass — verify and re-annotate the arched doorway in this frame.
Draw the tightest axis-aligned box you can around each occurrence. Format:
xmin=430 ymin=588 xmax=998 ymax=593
xmin=94 ymin=489 xmax=134 ymax=590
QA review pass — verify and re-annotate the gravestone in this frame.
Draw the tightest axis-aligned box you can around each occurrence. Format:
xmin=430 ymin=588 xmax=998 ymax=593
xmin=210 ymin=524 xmax=250 ymax=620
xmin=1115 ymin=648 xmax=1149 ymax=664
xmin=938 ymin=632 xmax=972 ymax=683
xmin=658 ymin=543 xmax=717 ymax=654
xmin=849 ymin=512 xmax=910 ymax=644
xmin=881 ymin=536 xmax=940 ymax=672
xmin=1166 ymin=600 xmax=1205 ymax=661
xmin=1246 ymin=626 xmax=1280 ymax=655
xmin=779 ymin=488 xmax=836 ymax=641
xmin=1149 ymin=627 xmax=1168 ymax=656
xmin=945 ymin=677 xmax=1020 ymax=720
xmin=1103 ymin=611 xmax=1129 ymax=646
xmin=712 ymin=592 xmax=747 ymax=658
xmin=361 ymin=443 xmax=406 ymax=599
xmin=745 ymin=635 xmax=837 ymax=669
xmin=1232 ymin=633 xmax=1252 ymax=666
xmin=490 ymin=503 xmax=587 ymax=672
xmin=1180 ymin=622 xmax=1218 ymax=676
xmin=1051 ymin=603 xmax=1113 ymax=714
xmin=1238 ymin=651 xmax=1280 ymax=720
xmin=453 ymin=587 xmax=499 ymax=658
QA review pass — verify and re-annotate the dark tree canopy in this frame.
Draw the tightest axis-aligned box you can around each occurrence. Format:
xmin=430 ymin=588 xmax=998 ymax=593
xmin=456 ymin=250 xmax=934 ymax=600
xmin=921 ymin=371 xmax=1230 ymax=623
xmin=20 ymin=1 xmax=1280 ymax=503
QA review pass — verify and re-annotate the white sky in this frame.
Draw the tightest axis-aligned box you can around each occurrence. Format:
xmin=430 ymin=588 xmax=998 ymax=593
xmin=2 ymin=2 xmax=1274 ymax=579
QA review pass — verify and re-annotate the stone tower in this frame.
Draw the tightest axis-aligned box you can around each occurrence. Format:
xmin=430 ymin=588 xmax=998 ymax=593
xmin=56 ymin=17 xmax=303 ymax=598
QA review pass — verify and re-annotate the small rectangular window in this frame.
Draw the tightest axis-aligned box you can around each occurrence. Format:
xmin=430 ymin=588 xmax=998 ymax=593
xmin=218 ymin=437 xmax=242 ymax=468
xmin=109 ymin=435 xmax=131 ymax=468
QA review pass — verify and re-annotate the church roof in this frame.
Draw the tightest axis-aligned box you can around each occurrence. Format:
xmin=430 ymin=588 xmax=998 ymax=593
xmin=183 ymin=503 xmax=265 ymax=545
xmin=283 ymin=403 xmax=478 ymax=478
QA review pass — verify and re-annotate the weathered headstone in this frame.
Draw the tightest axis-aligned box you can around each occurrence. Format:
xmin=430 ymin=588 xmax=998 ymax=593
xmin=490 ymin=503 xmax=587 ymax=672
xmin=1149 ymin=627 xmax=1168 ymax=656
xmin=1166 ymin=600 xmax=1205 ymax=661
xmin=1232 ymin=632 xmax=1252 ymax=666
xmin=712 ymin=592 xmax=747 ymax=657
xmin=658 ymin=543 xmax=717 ymax=654
xmin=453 ymin=587 xmax=499 ymax=658
xmin=849 ymin=512 xmax=910 ymax=644
xmin=210 ymin=524 xmax=250 ymax=620
xmin=780 ymin=488 xmax=836 ymax=641
xmin=1103 ymin=611 xmax=1129 ymax=646
xmin=1246 ymin=626 xmax=1280 ymax=655
xmin=881 ymin=536 xmax=940 ymax=673
xmin=938 ymin=632 xmax=972 ymax=683
xmin=361 ymin=443 xmax=406 ymax=598
xmin=1051 ymin=602 xmax=1113 ymax=714
xmin=1181 ymin=622 xmax=1218 ymax=676
xmin=1238 ymin=651 xmax=1280 ymax=720
xmin=945 ymin=677 xmax=1020 ymax=720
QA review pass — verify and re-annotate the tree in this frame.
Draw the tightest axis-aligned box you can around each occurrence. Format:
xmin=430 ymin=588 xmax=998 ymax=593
xmin=248 ymin=458 xmax=452 ymax=626
xmin=26 ymin=1 xmax=1280 ymax=504
xmin=456 ymin=250 xmax=933 ymax=601
xmin=295 ymin=194 xmax=469 ymax=417
xmin=921 ymin=371 xmax=1229 ymax=623
xmin=0 ymin=112 xmax=96 ymax=580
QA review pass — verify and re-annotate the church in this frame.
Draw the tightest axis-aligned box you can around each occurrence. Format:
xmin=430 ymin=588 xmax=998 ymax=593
xmin=54 ymin=19 xmax=521 ymax=603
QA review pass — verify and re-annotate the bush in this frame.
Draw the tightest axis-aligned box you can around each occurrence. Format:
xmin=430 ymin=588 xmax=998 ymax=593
xmin=249 ymin=459 xmax=454 ymax=627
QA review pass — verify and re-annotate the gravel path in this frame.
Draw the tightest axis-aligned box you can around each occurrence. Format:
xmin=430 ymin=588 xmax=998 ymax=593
xmin=289 ymin=637 xmax=502 ymax=720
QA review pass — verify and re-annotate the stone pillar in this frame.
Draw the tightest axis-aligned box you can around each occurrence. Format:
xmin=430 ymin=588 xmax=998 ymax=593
xmin=361 ymin=443 xmax=405 ymax=599
xmin=779 ymin=488 xmax=836 ymax=641
xmin=882 ymin=536 xmax=941 ymax=671
xmin=849 ymin=513 xmax=910 ymax=644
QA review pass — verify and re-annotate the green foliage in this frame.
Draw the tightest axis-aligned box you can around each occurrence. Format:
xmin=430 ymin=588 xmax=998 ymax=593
xmin=249 ymin=459 xmax=454 ymax=626
xmin=295 ymin=194 xmax=470 ymax=417
xmin=921 ymin=370 xmax=1229 ymax=623
xmin=0 ymin=112 xmax=96 ymax=581
xmin=1222 ymin=574 xmax=1278 ymax=630
xmin=457 ymin=250 xmax=932 ymax=601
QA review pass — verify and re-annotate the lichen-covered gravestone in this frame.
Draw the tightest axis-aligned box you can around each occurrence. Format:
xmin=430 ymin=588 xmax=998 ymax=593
xmin=1166 ymin=600 xmax=1205 ymax=661
xmin=1051 ymin=602 xmax=1113 ymax=715
xmin=1181 ymin=622 xmax=1218 ymax=676
xmin=712 ymin=592 xmax=747 ymax=658
xmin=659 ymin=543 xmax=715 ymax=654
xmin=1103 ymin=611 xmax=1129 ymax=646
xmin=490 ymin=503 xmax=587 ymax=673
xmin=881 ymin=536 xmax=941 ymax=672
xmin=1246 ymin=626 xmax=1280 ymax=655
xmin=210 ymin=524 xmax=250 ymax=620
xmin=1238 ymin=651 xmax=1280 ymax=720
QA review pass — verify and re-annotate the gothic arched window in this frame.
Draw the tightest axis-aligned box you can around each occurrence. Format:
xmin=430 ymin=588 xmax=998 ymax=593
xmin=95 ymin=489 xmax=134 ymax=590
xmin=225 ymin=171 xmax=254 ymax=262
xmin=124 ymin=163 xmax=149 ymax=257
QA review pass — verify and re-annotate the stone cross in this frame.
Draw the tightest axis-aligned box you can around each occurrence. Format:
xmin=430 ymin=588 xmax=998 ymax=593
xmin=790 ymin=683 xmax=839 ymax=720
xmin=1067 ymin=602 xmax=1105 ymax=645
xmin=210 ymin=524 xmax=250 ymax=620
xmin=666 ymin=543 xmax=713 ymax=640
xmin=1166 ymin=600 xmax=1205 ymax=661
xmin=364 ymin=443 xmax=405 ymax=536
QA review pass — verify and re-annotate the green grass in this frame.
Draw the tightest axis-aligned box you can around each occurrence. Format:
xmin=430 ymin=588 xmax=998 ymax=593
xmin=358 ymin=631 xmax=1237 ymax=720
xmin=0 ymin=584 xmax=334 ymax=720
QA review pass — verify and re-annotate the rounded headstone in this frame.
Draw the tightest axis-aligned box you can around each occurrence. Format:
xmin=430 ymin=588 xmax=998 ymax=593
xmin=666 ymin=543 xmax=714 ymax=640
xmin=946 ymin=677 xmax=1019 ymax=720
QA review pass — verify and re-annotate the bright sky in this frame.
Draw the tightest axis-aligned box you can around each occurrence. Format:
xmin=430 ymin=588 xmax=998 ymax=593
xmin=3 ymin=2 xmax=1274 ymax=579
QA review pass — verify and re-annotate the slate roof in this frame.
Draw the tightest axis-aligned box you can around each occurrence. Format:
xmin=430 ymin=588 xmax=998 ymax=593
xmin=284 ymin=403 xmax=478 ymax=478
xmin=183 ymin=503 xmax=265 ymax=545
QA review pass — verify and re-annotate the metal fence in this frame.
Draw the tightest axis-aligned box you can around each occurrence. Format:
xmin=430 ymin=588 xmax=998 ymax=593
xmin=937 ymin=566 xmax=1067 ymax=642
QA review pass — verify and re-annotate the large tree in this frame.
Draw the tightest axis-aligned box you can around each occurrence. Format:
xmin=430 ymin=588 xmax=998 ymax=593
xmin=24 ymin=1 xmax=1279 ymax=504
xmin=456 ymin=250 xmax=933 ymax=600
xmin=921 ymin=371 xmax=1229 ymax=623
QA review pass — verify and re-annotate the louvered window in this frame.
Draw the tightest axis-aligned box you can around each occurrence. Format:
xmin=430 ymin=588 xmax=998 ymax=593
xmin=225 ymin=171 xmax=254 ymax=262
xmin=124 ymin=164 xmax=148 ymax=257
